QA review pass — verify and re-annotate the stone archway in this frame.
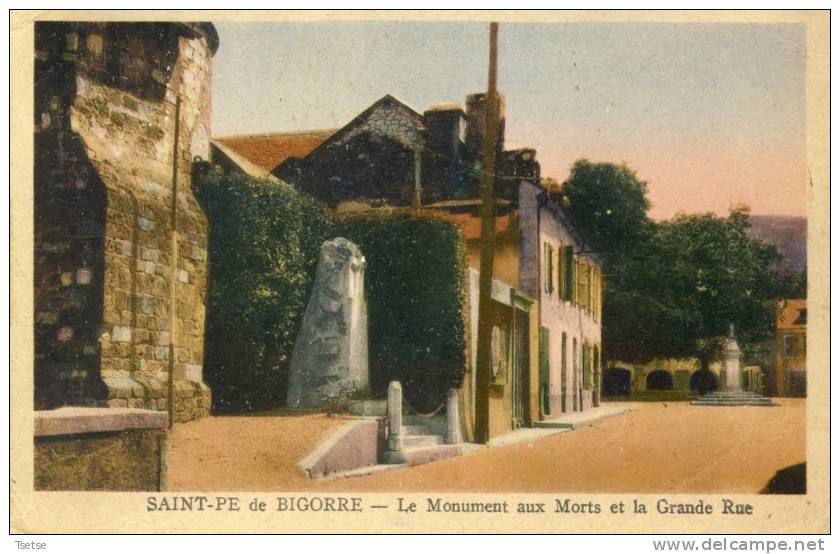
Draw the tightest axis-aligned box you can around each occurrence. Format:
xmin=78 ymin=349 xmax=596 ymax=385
xmin=646 ymin=369 xmax=673 ymax=391
xmin=690 ymin=369 xmax=718 ymax=393
xmin=603 ymin=367 xmax=632 ymax=396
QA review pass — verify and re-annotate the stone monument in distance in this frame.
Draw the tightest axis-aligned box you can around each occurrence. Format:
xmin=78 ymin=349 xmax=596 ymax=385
xmin=721 ymin=323 xmax=742 ymax=391
xmin=691 ymin=323 xmax=776 ymax=406
xmin=286 ymin=238 xmax=369 ymax=409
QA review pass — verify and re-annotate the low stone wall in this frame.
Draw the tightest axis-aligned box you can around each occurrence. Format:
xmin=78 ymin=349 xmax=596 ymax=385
xmin=102 ymin=377 xmax=210 ymax=423
xmin=299 ymin=418 xmax=382 ymax=479
xmin=34 ymin=407 xmax=167 ymax=491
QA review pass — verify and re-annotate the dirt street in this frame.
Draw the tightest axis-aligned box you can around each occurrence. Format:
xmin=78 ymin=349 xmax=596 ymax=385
xmin=166 ymin=409 xmax=347 ymax=491
xmin=167 ymin=400 xmax=805 ymax=494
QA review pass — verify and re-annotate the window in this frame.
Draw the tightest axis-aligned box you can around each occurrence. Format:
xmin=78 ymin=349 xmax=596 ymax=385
xmin=564 ymin=246 xmax=575 ymax=302
xmin=561 ymin=332 xmax=567 ymax=371
xmin=539 ymin=327 xmax=550 ymax=384
xmin=539 ymin=327 xmax=550 ymax=414
xmin=594 ymin=345 xmax=600 ymax=380
xmin=576 ymin=258 xmax=588 ymax=310
xmin=557 ymin=243 xmax=566 ymax=298
xmin=582 ymin=342 xmax=589 ymax=389
xmin=783 ymin=333 xmax=806 ymax=358
xmin=543 ymin=242 xmax=554 ymax=294
xmin=561 ymin=332 xmax=568 ymax=412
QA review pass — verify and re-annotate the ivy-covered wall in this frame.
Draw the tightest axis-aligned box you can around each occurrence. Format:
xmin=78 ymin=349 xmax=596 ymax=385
xmin=339 ymin=212 xmax=469 ymax=413
xmin=196 ymin=168 xmax=469 ymax=413
xmin=194 ymin=169 xmax=335 ymax=412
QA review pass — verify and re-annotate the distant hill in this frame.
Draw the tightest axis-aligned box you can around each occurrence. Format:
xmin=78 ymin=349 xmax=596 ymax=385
xmin=747 ymin=215 xmax=807 ymax=275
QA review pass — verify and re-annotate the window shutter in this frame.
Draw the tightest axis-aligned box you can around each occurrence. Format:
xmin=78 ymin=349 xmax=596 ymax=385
xmin=539 ymin=327 xmax=550 ymax=385
xmin=561 ymin=332 xmax=567 ymax=371
xmin=564 ymin=246 xmax=574 ymax=301
xmin=576 ymin=258 xmax=587 ymax=309
xmin=544 ymin=243 xmax=553 ymax=294
xmin=582 ymin=342 xmax=588 ymax=388
xmin=557 ymin=244 xmax=565 ymax=298
xmin=549 ymin=246 xmax=554 ymax=293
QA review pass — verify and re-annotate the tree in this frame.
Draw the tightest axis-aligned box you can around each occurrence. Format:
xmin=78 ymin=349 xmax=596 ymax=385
xmin=561 ymin=160 xmax=660 ymax=367
xmin=622 ymin=208 xmax=784 ymax=391
xmin=561 ymin=159 xmax=655 ymax=255
xmin=560 ymin=160 xmax=784 ymax=395
xmin=781 ymin=270 xmax=807 ymax=299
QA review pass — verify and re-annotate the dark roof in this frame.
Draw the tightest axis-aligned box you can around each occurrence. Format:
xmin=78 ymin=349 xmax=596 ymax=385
xmin=213 ymin=130 xmax=336 ymax=173
xmin=214 ymin=95 xmax=423 ymax=177
xmin=293 ymin=94 xmax=423 ymax=166
xmin=536 ymin=186 xmax=603 ymax=266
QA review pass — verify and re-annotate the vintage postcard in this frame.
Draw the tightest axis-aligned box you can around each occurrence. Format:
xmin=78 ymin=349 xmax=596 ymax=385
xmin=9 ymin=9 xmax=829 ymax=535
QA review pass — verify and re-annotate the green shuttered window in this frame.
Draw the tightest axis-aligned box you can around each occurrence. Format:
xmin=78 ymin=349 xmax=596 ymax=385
xmin=564 ymin=245 xmax=574 ymax=302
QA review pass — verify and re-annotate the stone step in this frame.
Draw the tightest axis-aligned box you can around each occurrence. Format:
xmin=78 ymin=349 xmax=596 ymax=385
xmin=693 ymin=397 xmax=775 ymax=402
xmin=692 ymin=399 xmax=777 ymax=407
xmin=704 ymin=391 xmax=764 ymax=397
xmin=403 ymin=415 xmax=447 ymax=435
xmin=345 ymin=400 xmax=387 ymax=417
xmin=698 ymin=397 xmax=770 ymax=402
xmin=697 ymin=392 xmax=771 ymax=398
xmin=402 ymin=424 xmax=440 ymax=435
xmin=700 ymin=394 xmax=764 ymax=400
xmin=691 ymin=389 xmax=778 ymax=407
xmin=532 ymin=420 xmax=574 ymax=430
xmin=380 ymin=443 xmax=463 ymax=465
xmin=692 ymin=402 xmax=777 ymax=407
xmin=403 ymin=434 xmax=444 ymax=449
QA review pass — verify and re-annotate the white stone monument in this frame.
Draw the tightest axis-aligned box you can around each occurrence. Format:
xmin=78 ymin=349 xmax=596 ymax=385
xmin=286 ymin=238 xmax=368 ymax=409
xmin=722 ymin=323 xmax=742 ymax=391
xmin=691 ymin=323 xmax=776 ymax=406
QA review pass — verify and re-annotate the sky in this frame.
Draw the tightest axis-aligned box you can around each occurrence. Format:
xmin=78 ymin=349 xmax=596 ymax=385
xmin=211 ymin=21 xmax=807 ymax=220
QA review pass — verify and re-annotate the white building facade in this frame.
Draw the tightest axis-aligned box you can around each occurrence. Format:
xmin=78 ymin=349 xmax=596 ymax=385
xmin=519 ymin=181 xmax=604 ymax=415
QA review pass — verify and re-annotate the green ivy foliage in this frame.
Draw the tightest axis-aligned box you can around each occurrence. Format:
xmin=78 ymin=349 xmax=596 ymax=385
xmin=195 ymin=167 xmax=468 ymax=414
xmin=194 ymin=168 xmax=335 ymax=412
xmin=339 ymin=211 xmax=468 ymax=413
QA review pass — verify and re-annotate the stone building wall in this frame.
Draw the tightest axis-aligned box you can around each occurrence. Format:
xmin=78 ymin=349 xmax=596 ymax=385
xmin=339 ymin=97 xmax=423 ymax=149
xmin=34 ymin=407 xmax=168 ymax=491
xmin=34 ymin=22 xmax=217 ymax=422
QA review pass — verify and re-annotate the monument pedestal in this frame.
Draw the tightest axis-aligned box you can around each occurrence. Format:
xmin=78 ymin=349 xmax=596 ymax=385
xmin=691 ymin=326 xmax=776 ymax=407
xmin=691 ymin=390 xmax=777 ymax=406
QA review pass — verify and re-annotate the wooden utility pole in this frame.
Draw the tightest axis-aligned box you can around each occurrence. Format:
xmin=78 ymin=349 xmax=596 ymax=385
xmin=474 ymin=22 xmax=499 ymax=444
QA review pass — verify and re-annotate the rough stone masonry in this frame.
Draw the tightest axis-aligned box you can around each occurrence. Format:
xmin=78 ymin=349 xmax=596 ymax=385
xmin=34 ymin=22 xmax=218 ymax=422
xmin=286 ymin=238 xmax=369 ymax=409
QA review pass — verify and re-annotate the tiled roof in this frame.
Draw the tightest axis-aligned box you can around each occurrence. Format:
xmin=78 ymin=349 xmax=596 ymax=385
xmin=447 ymin=212 xmax=512 ymax=240
xmin=210 ymin=140 xmax=280 ymax=181
xmin=213 ymin=130 xmax=337 ymax=173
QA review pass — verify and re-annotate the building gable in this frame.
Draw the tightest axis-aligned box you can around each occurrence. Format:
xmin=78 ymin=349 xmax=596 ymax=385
xmin=274 ymin=95 xmax=424 ymax=206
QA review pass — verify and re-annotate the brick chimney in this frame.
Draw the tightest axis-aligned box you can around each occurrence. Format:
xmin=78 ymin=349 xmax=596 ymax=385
xmin=464 ymin=92 xmax=506 ymax=157
xmin=422 ymin=103 xmax=466 ymax=201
